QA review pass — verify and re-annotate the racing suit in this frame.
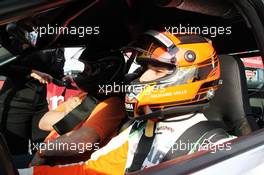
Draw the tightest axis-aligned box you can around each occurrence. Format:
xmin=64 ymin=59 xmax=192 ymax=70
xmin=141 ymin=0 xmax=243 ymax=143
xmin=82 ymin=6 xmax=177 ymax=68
xmin=19 ymin=113 xmax=235 ymax=175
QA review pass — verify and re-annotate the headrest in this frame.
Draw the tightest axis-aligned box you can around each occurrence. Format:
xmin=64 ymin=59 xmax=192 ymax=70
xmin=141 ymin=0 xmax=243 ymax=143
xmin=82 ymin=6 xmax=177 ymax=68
xmin=204 ymin=55 xmax=255 ymax=135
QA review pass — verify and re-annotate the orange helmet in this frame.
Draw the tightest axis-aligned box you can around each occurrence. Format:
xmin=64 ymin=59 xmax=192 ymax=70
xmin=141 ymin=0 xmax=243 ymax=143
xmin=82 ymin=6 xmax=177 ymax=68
xmin=124 ymin=30 xmax=221 ymax=120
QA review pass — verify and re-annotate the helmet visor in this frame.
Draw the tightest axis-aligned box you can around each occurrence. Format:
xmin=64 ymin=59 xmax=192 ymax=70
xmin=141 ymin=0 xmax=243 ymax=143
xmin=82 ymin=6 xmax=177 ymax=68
xmin=124 ymin=35 xmax=178 ymax=67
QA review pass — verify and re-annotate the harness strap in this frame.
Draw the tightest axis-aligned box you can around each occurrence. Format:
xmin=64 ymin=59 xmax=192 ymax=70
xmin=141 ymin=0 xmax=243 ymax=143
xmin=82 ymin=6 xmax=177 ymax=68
xmin=126 ymin=122 xmax=156 ymax=172
xmin=53 ymin=95 xmax=99 ymax=135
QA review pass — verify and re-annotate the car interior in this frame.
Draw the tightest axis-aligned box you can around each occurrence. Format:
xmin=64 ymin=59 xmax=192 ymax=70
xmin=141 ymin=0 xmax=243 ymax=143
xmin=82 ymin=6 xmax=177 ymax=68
xmin=0 ymin=0 xmax=263 ymax=174
xmin=0 ymin=132 xmax=19 ymax=175
xmin=204 ymin=55 xmax=259 ymax=136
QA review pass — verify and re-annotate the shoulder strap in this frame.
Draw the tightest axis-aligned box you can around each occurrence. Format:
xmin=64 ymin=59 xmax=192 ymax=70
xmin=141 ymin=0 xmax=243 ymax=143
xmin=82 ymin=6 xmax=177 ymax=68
xmin=126 ymin=122 xmax=156 ymax=172
xmin=163 ymin=120 xmax=228 ymax=161
xmin=53 ymin=95 xmax=99 ymax=135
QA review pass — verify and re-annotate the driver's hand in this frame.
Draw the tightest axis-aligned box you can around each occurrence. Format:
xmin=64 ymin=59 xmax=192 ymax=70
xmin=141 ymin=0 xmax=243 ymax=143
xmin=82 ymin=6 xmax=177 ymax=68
xmin=30 ymin=70 xmax=53 ymax=84
xmin=62 ymin=75 xmax=74 ymax=83
xmin=64 ymin=96 xmax=82 ymax=113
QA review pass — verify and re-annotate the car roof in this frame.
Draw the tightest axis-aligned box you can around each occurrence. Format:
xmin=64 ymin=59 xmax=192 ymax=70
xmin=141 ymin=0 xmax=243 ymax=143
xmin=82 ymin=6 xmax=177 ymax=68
xmin=0 ymin=0 xmax=257 ymax=55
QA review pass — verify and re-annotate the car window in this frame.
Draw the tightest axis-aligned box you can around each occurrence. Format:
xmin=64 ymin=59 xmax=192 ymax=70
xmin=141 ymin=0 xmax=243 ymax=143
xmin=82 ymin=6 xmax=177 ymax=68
xmin=241 ymin=55 xmax=264 ymax=89
xmin=64 ymin=47 xmax=85 ymax=76
xmin=0 ymin=45 xmax=15 ymax=66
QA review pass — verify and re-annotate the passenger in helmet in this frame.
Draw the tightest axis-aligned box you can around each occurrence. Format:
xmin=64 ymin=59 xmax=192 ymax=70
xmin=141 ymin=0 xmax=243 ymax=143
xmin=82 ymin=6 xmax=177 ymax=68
xmin=29 ymin=49 xmax=127 ymax=166
xmin=19 ymin=31 xmax=236 ymax=175
xmin=38 ymin=49 xmax=126 ymax=130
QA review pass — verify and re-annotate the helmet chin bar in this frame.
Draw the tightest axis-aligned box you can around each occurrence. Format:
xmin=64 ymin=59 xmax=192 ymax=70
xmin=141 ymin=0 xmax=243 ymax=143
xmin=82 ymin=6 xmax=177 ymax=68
xmin=130 ymin=103 xmax=209 ymax=121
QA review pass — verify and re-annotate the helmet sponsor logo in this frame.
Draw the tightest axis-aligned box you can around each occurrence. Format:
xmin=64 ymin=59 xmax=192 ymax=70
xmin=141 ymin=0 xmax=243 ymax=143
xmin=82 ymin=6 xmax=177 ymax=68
xmin=125 ymin=103 xmax=134 ymax=111
xmin=127 ymin=92 xmax=138 ymax=101
xmin=150 ymin=90 xmax=187 ymax=98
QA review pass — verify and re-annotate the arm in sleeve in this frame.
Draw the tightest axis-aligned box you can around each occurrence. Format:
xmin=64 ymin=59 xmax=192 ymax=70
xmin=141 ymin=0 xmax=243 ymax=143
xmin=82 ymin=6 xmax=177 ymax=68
xmin=82 ymin=96 xmax=126 ymax=142
xmin=27 ymin=121 xmax=133 ymax=175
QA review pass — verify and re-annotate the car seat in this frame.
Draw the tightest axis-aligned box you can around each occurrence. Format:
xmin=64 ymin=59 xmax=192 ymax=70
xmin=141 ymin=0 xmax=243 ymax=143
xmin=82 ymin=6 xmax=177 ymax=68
xmin=204 ymin=54 xmax=259 ymax=136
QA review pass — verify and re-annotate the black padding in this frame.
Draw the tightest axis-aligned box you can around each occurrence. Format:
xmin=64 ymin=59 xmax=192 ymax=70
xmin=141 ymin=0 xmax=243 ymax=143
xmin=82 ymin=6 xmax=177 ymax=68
xmin=0 ymin=133 xmax=19 ymax=175
xmin=204 ymin=55 xmax=258 ymax=136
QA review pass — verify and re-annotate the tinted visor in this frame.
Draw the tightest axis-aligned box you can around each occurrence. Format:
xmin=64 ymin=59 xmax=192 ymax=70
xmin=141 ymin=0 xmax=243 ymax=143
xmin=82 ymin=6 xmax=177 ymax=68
xmin=125 ymin=35 xmax=177 ymax=67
